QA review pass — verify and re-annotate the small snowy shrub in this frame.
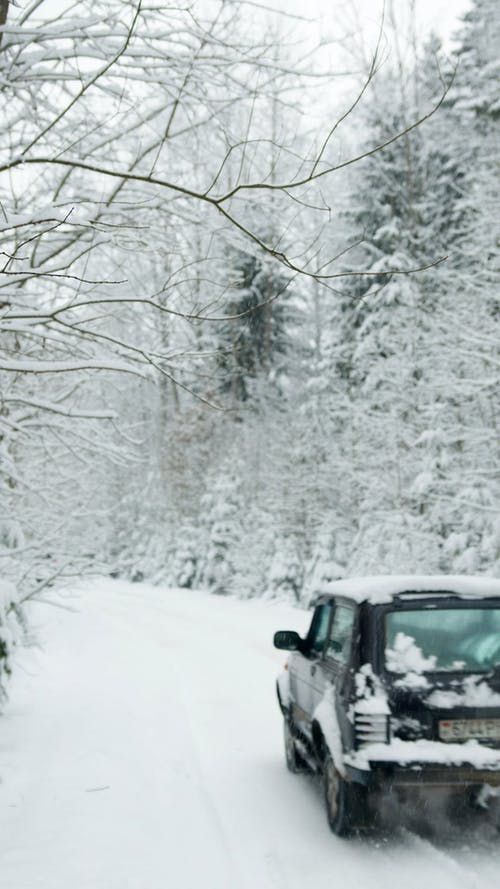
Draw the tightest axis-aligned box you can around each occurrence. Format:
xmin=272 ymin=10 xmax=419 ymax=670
xmin=196 ymin=473 xmax=243 ymax=595
xmin=304 ymin=524 xmax=346 ymax=603
xmin=267 ymin=538 xmax=303 ymax=601
xmin=168 ymin=524 xmax=200 ymax=588
xmin=0 ymin=580 xmax=24 ymax=706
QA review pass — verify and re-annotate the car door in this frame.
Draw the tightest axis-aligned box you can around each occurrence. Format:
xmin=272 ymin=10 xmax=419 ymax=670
xmin=309 ymin=598 xmax=357 ymax=737
xmin=289 ymin=600 xmax=333 ymax=735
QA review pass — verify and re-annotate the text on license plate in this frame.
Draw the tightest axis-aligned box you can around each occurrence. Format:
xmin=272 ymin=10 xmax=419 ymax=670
xmin=439 ymin=718 xmax=500 ymax=741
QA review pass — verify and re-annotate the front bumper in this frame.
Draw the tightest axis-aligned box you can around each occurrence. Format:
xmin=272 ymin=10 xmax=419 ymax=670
xmin=347 ymin=761 xmax=500 ymax=789
xmin=344 ymin=738 xmax=500 ymax=788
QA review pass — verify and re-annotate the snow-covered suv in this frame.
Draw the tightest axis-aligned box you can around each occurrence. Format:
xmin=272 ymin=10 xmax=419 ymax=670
xmin=274 ymin=575 xmax=500 ymax=836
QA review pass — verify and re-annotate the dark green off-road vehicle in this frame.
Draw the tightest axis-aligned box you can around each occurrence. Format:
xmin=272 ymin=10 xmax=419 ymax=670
xmin=274 ymin=575 xmax=500 ymax=836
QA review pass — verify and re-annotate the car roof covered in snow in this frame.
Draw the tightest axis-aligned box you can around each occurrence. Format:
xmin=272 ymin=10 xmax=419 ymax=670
xmin=316 ymin=575 xmax=500 ymax=605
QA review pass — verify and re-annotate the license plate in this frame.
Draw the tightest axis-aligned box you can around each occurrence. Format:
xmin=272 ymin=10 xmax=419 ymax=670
xmin=439 ymin=718 xmax=500 ymax=741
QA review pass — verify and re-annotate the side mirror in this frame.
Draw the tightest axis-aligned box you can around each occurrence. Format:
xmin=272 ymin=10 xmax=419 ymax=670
xmin=274 ymin=630 xmax=302 ymax=651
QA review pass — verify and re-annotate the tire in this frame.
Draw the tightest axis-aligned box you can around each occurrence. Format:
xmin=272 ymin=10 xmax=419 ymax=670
xmin=447 ymin=786 xmax=500 ymax=837
xmin=491 ymin=797 xmax=500 ymax=833
xmin=283 ymin=717 xmax=307 ymax=774
xmin=323 ymin=753 xmax=366 ymax=837
xmin=472 ymin=786 xmax=500 ymax=833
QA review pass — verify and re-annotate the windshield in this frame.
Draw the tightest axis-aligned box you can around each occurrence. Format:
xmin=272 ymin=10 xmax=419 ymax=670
xmin=385 ymin=606 xmax=500 ymax=673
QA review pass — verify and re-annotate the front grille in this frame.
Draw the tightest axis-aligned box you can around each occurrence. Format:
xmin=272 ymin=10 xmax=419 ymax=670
xmin=354 ymin=713 xmax=389 ymax=746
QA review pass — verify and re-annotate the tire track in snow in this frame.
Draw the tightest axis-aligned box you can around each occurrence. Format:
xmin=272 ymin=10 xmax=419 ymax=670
xmin=84 ymin=584 xmax=255 ymax=889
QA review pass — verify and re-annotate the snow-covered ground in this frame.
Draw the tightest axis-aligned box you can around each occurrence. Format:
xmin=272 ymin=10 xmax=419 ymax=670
xmin=1 ymin=579 xmax=499 ymax=889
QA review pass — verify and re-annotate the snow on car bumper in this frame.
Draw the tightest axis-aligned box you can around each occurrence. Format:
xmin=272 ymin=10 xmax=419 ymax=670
xmin=344 ymin=738 xmax=500 ymax=787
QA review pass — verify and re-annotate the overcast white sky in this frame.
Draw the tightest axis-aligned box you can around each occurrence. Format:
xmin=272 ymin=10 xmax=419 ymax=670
xmin=267 ymin=0 xmax=472 ymax=125
xmin=276 ymin=0 xmax=471 ymax=41
xmin=269 ymin=0 xmax=472 ymax=67
xmin=327 ymin=0 xmax=470 ymax=39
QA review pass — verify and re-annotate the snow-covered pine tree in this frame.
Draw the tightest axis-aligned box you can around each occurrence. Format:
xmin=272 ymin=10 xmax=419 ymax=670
xmin=330 ymin=38 xmax=467 ymax=572
xmin=432 ymin=0 xmax=500 ymax=573
xmin=214 ymin=245 xmax=291 ymax=403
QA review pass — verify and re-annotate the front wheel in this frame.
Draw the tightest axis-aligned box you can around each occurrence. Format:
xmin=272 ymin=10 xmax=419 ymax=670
xmin=283 ymin=717 xmax=307 ymax=773
xmin=323 ymin=753 xmax=367 ymax=837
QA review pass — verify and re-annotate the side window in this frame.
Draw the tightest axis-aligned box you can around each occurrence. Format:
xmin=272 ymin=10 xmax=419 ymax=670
xmin=326 ymin=603 xmax=356 ymax=665
xmin=306 ymin=603 xmax=332 ymax=655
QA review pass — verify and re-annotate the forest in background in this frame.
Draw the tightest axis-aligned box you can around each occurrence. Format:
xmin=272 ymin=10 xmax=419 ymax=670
xmin=0 ymin=0 xmax=499 ymax=691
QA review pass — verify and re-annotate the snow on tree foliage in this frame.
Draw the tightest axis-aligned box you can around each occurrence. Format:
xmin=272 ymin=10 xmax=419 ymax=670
xmin=0 ymin=0 xmax=327 ymax=595
xmin=1 ymin=0 xmax=499 ymax=617
xmin=161 ymin=0 xmax=500 ymax=595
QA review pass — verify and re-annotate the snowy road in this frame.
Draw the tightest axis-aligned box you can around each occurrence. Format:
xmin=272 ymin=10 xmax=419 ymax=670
xmin=1 ymin=580 xmax=499 ymax=889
